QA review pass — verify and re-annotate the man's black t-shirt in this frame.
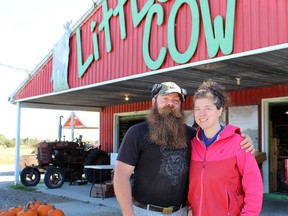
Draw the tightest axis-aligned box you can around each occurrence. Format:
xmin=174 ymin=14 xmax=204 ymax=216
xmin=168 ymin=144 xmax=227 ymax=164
xmin=117 ymin=121 xmax=196 ymax=207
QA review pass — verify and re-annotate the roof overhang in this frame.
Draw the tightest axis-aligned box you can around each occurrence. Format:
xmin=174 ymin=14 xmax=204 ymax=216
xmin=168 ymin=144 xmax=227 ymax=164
xmin=11 ymin=44 xmax=288 ymax=111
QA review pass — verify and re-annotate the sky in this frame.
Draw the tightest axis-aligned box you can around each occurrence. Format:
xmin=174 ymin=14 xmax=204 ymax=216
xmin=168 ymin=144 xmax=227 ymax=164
xmin=0 ymin=0 xmax=100 ymax=142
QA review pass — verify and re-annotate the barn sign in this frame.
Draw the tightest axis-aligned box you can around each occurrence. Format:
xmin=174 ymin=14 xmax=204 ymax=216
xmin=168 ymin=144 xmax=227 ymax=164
xmin=76 ymin=0 xmax=236 ymax=77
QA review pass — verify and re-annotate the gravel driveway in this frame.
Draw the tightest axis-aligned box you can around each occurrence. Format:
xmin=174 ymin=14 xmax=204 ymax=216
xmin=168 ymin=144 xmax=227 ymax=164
xmin=0 ymin=165 xmax=121 ymax=216
xmin=0 ymin=181 xmax=121 ymax=215
xmin=0 ymin=181 xmax=73 ymax=209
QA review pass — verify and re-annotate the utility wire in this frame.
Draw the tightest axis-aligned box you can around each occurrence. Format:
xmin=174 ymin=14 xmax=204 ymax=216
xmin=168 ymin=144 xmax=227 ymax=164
xmin=0 ymin=62 xmax=31 ymax=76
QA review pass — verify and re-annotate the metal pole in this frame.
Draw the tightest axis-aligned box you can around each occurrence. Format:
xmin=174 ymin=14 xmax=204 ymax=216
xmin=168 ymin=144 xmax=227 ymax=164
xmin=71 ymin=112 xmax=75 ymax=140
xmin=14 ymin=102 xmax=21 ymax=185
xmin=58 ymin=115 xmax=63 ymax=141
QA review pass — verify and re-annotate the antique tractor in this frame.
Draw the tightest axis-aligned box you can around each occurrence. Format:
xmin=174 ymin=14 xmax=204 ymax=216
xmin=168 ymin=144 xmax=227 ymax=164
xmin=20 ymin=137 xmax=112 ymax=189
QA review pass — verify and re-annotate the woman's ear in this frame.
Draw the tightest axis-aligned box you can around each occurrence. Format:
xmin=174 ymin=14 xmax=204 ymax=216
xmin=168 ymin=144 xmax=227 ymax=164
xmin=218 ymin=107 xmax=223 ymax=117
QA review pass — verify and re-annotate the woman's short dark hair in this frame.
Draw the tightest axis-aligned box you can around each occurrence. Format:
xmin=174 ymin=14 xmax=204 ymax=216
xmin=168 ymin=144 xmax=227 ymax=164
xmin=193 ymin=79 xmax=229 ymax=110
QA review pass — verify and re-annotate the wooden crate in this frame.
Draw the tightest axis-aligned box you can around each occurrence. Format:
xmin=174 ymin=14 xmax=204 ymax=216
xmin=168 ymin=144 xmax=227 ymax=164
xmin=91 ymin=182 xmax=115 ymax=198
xmin=254 ymin=152 xmax=267 ymax=164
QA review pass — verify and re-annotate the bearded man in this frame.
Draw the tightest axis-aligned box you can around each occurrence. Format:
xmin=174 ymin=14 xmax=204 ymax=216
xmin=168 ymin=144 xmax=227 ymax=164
xmin=114 ymin=82 xmax=254 ymax=216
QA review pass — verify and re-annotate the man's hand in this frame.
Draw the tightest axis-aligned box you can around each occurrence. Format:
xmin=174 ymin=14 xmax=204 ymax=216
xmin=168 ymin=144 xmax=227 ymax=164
xmin=240 ymin=133 xmax=255 ymax=154
xmin=187 ymin=207 xmax=193 ymax=216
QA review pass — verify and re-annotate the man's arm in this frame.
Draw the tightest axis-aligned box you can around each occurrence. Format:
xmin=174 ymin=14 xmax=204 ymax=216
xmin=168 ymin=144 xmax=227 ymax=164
xmin=114 ymin=160 xmax=135 ymax=216
xmin=240 ymin=133 xmax=255 ymax=154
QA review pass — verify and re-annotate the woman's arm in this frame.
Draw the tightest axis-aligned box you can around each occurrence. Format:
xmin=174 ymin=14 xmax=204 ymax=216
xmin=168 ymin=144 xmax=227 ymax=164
xmin=237 ymin=151 xmax=263 ymax=215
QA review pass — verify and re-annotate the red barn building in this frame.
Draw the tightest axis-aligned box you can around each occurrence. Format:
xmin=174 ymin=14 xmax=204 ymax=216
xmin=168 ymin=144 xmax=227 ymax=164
xmin=10 ymin=0 xmax=288 ymax=193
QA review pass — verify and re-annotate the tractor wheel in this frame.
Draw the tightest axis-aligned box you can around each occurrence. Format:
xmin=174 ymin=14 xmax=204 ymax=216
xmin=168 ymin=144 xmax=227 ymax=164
xmin=84 ymin=149 xmax=111 ymax=183
xmin=20 ymin=166 xmax=41 ymax=187
xmin=44 ymin=167 xmax=65 ymax=189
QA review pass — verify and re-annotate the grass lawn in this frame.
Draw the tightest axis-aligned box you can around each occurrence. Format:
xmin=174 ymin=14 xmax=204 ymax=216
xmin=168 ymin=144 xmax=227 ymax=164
xmin=0 ymin=147 xmax=35 ymax=165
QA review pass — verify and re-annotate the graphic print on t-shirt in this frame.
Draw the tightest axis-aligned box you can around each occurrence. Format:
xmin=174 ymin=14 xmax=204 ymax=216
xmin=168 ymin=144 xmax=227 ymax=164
xmin=159 ymin=146 xmax=188 ymax=185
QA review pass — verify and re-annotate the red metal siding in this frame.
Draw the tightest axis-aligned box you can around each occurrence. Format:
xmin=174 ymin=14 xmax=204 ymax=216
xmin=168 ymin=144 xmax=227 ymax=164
xmin=100 ymin=84 xmax=288 ymax=152
xmin=14 ymin=0 xmax=288 ymax=100
xmin=17 ymin=58 xmax=53 ymax=99
xmin=99 ymin=96 xmax=193 ymax=151
xmin=100 ymin=100 xmax=153 ymax=152
xmin=229 ymin=84 xmax=288 ymax=106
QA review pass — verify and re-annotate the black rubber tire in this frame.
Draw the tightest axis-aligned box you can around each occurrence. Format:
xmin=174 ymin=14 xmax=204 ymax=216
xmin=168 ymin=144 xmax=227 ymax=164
xmin=44 ymin=167 xmax=65 ymax=189
xmin=20 ymin=166 xmax=41 ymax=187
xmin=83 ymin=149 xmax=111 ymax=183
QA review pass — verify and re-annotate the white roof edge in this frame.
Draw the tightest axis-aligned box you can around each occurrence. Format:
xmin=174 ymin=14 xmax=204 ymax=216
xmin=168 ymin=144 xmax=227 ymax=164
xmin=19 ymin=102 xmax=102 ymax=112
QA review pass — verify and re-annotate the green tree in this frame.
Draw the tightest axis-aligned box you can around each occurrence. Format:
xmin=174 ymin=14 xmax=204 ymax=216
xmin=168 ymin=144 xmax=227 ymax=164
xmin=0 ymin=134 xmax=5 ymax=146
xmin=4 ymin=139 xmax=15 ymax=148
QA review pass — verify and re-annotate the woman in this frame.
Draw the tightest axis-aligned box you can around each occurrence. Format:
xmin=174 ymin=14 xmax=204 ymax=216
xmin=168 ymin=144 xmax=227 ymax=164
xmin=187 ymin=80 xmax=263 ymax=215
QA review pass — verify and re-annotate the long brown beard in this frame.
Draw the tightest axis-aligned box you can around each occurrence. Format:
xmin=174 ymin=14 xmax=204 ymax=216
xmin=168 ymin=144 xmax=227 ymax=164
xmin=146 ymin=104 xmax=187 ymax=149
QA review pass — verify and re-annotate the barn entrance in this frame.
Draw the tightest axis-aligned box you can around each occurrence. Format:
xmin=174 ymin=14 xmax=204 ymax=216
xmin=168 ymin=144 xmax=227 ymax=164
xmin=269 ymin=102 xmax=288 ymax=193
xmin=113 ymin=112 xmax=147 ymax=152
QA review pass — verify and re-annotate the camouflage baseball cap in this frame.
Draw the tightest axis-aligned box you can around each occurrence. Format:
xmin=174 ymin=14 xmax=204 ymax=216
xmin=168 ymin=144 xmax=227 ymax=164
xmin=158 ymin=82 xmax=187 ymax=101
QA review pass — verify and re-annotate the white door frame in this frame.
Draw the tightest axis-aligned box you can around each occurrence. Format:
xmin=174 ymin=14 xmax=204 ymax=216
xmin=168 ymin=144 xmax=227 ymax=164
xmin=113 ymin=110 xmax=148 ymax=152
xmin=261 ymin=96 xmax=288 ymax=193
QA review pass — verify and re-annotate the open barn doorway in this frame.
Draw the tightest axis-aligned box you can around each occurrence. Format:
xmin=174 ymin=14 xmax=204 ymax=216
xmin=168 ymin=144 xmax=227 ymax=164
xmin=113 ymin=112 xmax=147 ymax=152
xmin=269 ymin=102 xmax=288 ymax=193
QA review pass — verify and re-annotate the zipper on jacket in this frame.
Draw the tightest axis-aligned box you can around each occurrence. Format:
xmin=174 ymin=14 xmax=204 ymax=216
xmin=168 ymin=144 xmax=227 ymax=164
xmin=199 ymin=147 xmax=207 ymax=215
